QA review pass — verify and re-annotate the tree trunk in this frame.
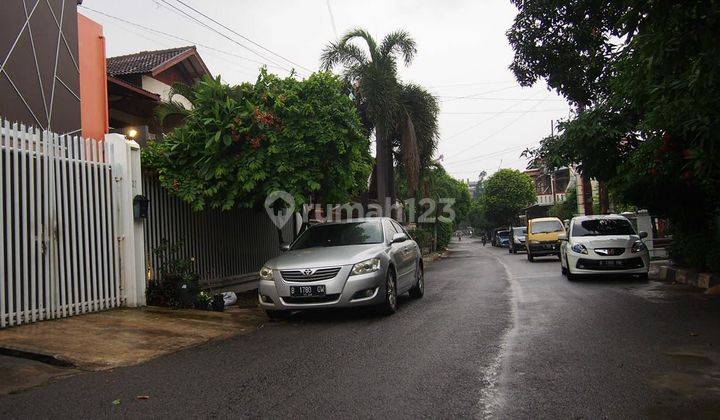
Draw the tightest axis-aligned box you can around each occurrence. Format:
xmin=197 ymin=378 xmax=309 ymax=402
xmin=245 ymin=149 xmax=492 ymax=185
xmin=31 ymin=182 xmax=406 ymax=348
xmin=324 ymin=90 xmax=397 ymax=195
xmin=387 ymin=140 xmax=396 ymax=216
xmin=375 ymin=129 xmax=389 ymax=215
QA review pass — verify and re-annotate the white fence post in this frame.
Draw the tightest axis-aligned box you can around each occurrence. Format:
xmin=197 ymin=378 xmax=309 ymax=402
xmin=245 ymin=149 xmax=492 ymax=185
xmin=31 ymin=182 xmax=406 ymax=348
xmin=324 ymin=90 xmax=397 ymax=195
xmin=106 ymin=134 xmax=146 ymax=307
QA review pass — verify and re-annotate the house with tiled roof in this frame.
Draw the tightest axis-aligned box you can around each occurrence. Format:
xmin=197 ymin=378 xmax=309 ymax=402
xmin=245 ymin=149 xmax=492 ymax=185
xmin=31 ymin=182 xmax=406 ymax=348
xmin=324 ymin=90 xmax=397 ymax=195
xmin=106 ymin=46 xmax=211 ymax=141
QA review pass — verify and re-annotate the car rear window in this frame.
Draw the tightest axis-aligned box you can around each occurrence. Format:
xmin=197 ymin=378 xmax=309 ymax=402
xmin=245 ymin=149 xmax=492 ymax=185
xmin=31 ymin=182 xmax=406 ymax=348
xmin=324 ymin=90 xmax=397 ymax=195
xmin=571 ymin=218 xmax=636 ymax=237
xmin=530 ymin=220 xmax=564 ymax=234
xmin=513 ymin=227 xmax=527 ymax=235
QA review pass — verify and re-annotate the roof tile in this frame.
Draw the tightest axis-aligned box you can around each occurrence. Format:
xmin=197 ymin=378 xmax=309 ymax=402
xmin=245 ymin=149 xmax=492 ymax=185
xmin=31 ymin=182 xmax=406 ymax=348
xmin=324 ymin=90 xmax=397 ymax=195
xmin=106 ymin=46 xmax=194 ymax=76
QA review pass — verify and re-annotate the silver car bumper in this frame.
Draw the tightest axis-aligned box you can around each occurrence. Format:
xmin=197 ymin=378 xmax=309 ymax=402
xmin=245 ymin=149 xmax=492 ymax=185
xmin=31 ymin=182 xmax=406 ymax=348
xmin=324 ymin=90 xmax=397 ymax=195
xmin=258 ymin=265 xmax=386 ymax=310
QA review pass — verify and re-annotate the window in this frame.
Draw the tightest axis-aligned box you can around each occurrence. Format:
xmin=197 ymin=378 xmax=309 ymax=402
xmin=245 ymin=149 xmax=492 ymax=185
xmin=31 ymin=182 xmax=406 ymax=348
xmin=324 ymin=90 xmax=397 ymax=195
xmin=391 ymin=220 xmax=408 ymax=237
xmin=513 ymin=227 xmax=527 ymax=235
xmin=530 ymin=220 xmax=565 ymax=234
xmin=383 ymin=220 xmax=399 ymax=242
xmin=571 ymin=218 xmax=636 ymax=237
xmin=291 ymin=221 xmax=384 ymax=249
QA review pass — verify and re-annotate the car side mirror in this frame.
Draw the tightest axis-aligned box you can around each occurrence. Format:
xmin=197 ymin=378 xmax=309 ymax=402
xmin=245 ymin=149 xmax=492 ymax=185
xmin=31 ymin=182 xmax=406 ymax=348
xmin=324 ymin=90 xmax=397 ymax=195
xmin=280 ymin=244 xmax=291 ymax=252
xmin=638 ymin=231 xmax=648 ymax=239
xmin=391 ymin=233 xmax=408 ymax=244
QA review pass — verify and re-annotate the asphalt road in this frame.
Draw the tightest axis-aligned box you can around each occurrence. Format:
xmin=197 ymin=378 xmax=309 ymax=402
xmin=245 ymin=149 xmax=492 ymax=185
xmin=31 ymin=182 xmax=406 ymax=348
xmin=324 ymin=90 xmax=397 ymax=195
xmin=1 ymin=239 xmax=719 ymax=418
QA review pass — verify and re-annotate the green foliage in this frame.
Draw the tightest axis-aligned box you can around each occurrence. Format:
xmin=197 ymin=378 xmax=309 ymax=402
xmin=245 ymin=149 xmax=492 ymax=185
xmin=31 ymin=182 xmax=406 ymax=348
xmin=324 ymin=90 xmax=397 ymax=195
xmin=548 ymin=187 xmax=578 ymax=221
xmin=508 ymin=0 xmax=720 ymax=268
xmin=143 ymin=71 xmax=372 ymax=210
xmin=396 ymin=164 xmax=471 ymax=226
xmin=467 ymin=198 xmax=491 ymax=234
xmin=483 ymin=169 xmax=536 ymax=227
xmin=435 ymin=220 xmax=453 ymax=250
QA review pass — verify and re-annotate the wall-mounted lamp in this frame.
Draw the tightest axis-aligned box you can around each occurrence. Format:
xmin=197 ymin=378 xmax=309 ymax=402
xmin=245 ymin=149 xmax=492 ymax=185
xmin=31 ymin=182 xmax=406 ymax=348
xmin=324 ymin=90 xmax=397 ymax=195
xmin=127 ymin=128 xmax=138 ymax=139
xmin=133 ymin=195 xmax=149 ymax=219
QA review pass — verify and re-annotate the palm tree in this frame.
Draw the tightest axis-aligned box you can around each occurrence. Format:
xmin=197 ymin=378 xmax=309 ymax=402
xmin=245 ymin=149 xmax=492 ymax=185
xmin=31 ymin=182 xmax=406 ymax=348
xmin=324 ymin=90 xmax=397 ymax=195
xmin=321 ymin=28 xmax=438 ymax=208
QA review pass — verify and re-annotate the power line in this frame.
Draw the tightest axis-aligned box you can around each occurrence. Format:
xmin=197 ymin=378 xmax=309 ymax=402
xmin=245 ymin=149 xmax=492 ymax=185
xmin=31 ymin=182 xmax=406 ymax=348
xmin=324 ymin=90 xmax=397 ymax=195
xmin=437 ymin=85 xmax=519 ymax=102
xmin=427 ymin=80 xmax=518 ymax=89
xmin=154 ymin=0 xmax=297 ymax=74
xmin=172 ymin=0 xmax=314 ymax=74
xmin=80 ymin=6 xmax=288 ymax=73
xmin=439 ymin=97 xmax=566 ymax=102
xmin=443 ymin=95 xmax=551 ymax=162
xmin=441 ymin=109 xmax=569 ymax=115
xmin=440 ymin=91 xmax=544 ymax=143
xmin=326 ymin=0 xmax=338 ymax=38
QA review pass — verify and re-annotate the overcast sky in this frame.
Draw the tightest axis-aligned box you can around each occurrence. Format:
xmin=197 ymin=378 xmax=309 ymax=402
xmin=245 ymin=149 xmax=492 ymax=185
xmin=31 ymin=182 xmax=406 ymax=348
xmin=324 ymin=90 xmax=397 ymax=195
xmin=81 ymin=0 xmax=571 ymax=182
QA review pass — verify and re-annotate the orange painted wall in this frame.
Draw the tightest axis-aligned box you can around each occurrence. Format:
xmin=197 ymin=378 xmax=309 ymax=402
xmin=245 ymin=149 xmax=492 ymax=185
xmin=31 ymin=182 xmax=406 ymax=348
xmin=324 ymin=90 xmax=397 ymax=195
xmin=78 ymin=14 xmax=108 ymax=140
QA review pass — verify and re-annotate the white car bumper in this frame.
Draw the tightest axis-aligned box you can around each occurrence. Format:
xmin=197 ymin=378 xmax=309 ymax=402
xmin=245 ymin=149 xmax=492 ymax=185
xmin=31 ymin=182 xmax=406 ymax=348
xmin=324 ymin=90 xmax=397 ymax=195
xmin=566 ymin=251 xmax=650 ymax=275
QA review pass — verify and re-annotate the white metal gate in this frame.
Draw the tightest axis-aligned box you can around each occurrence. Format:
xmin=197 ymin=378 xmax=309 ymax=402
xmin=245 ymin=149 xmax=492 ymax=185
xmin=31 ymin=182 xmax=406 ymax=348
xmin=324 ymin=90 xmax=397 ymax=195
xmin=0 ymin=118 xmax=121 ymax=327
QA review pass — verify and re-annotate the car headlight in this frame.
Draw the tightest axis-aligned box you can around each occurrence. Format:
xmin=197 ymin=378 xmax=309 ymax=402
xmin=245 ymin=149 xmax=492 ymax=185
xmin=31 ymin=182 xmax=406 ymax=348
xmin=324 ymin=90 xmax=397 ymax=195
xmin=350 ymin=258 xmax=381 ymax=276
xmin=631 ymin=240 xmax=647 ymax=253
xmin=571 ymin=243 xmax=588 ymax=254
xmin=259 ymin=266 xmax=274 ymax=280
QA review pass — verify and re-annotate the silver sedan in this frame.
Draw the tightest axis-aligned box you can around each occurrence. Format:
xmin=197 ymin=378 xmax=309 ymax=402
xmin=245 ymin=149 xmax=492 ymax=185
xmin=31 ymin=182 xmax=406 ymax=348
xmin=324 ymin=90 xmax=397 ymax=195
xmin=258 ymin=217 xmax=424 ymax=317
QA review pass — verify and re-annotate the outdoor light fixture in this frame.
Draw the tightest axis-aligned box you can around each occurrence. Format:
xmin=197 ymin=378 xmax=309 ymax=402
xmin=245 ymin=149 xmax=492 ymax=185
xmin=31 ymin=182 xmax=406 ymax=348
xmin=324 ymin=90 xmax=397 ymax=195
xmin=133 ymin=195 xmax=149 ymax=219
xmin=127 ymin=128 xmax=138 ymax=139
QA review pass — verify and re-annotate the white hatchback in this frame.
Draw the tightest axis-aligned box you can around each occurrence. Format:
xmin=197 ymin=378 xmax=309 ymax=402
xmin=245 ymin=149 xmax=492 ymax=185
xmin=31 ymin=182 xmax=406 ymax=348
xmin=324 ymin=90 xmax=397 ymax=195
xmin=560 ymin=215 xmax=650 ymax=280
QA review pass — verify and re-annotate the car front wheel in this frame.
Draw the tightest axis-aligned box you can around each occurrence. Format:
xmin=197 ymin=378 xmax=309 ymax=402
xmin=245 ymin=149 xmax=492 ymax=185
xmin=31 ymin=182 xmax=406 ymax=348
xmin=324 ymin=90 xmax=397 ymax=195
xmin=409 ymin=262 xmax=424 ymax=299
xmin=378 ymin=269 xmax=398 ymax=315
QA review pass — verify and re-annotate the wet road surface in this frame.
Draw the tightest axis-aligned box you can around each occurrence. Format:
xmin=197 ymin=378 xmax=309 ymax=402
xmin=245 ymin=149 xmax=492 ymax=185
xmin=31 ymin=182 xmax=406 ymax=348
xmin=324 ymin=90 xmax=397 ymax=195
xmin=1 ymin=239 xmax=719 ymax=418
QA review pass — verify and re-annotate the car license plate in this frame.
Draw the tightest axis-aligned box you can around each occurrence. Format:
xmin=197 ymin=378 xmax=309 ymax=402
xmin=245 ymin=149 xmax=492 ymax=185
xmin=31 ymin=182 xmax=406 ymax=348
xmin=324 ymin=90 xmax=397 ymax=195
xmin=289 ymin=285 xmax=326 ymax=297
xmin=599 ymin=260 xmax=623 ymax=267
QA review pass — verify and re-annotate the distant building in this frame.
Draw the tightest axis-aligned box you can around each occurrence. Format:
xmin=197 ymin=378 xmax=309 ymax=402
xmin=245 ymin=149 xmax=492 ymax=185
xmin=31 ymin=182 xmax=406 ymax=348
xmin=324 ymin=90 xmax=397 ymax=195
xmin=106 ymin=46 xmax=211 ymax=142
xmin=523 ymin=166 xmax=577 ymax=219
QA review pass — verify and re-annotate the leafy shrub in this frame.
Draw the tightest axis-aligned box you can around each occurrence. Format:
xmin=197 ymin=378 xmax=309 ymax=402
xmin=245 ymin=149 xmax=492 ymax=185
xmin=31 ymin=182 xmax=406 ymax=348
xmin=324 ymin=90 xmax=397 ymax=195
xmin=146 ymin=240 xmax=205 ymax=309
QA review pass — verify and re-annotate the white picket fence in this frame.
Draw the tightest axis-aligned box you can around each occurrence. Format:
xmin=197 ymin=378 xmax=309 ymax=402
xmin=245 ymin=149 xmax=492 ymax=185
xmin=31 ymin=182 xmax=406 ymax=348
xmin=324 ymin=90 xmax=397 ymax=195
xmin=0 ymin=119 xmax=122 ymax=327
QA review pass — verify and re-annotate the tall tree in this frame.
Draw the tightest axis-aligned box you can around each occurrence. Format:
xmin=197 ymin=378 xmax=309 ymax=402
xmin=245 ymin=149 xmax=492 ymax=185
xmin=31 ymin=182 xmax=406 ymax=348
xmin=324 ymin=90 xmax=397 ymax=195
xmin=483 ymin=169 xmax=536 ymax=227
xmin=507 ymin=0 xmax=720 ymax=270
xmin=321 ymin=28 xmax=438 ymax=209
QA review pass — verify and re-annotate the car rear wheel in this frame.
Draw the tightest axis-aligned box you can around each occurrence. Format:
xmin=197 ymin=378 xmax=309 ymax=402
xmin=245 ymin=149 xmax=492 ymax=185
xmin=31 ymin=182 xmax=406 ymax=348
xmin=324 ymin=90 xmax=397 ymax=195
xmin=378 ymin=269 xmax=398 ymax=315
xmin=409 ymin=262 xmax=424 ymax=299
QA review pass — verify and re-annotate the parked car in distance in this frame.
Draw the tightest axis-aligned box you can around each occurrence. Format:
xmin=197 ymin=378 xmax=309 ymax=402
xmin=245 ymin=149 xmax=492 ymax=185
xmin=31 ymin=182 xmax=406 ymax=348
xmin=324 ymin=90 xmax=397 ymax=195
xmin=560 ymin=214 xmax=650 ymax=280
xmin=495 ymin=229 xmax=510 ymax=247
xmin=526 ymin=217 xmax=566 ymax=261
xmin=258 ymin=217 xmax=424 ymax=318
xmin=509 ymin=226 xmax=527 ymax=254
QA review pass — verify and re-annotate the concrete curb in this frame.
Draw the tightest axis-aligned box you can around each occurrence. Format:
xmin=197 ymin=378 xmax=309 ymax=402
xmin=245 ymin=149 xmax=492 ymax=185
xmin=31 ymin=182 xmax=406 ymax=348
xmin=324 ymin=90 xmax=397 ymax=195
xmin=0 ymin=345 xmax=77 ymax=369
xmin=651 ymin=264 xmax=720 ymax=291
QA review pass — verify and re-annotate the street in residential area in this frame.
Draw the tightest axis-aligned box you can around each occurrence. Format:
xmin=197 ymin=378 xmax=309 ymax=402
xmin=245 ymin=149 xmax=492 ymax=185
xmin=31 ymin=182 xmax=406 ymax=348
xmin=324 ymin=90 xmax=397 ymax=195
xmin=1 ymin=238 xmax=718 ymax=418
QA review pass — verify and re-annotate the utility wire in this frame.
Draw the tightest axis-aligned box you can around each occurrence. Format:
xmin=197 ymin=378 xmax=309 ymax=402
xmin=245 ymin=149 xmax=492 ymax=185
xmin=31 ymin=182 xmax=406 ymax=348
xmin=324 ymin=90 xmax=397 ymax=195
xmin=155 ymin=0 xmax=296 ymax=74
xmin=443 ymin=96 xmax=550 ymax=163
xmin=80 ymin=6 xmax=288 ymax=73
xmin=441 ymin=109 xmax=568 ymax=115
xmin=172 ymin=0 xmax=314 ymax=74
xmin=326 ymin=0 xmax=338 ymax=38
xmin=437 ymin=85 xmax=519 ymax=102
xmin=440 ymin=91 xmax=544 ymax=143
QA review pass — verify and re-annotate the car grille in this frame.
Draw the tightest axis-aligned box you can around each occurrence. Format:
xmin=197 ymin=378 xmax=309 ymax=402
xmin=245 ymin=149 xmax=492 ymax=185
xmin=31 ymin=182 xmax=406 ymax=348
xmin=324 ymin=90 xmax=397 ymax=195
xmin=593 ymin=247 xmax=625 ymax=256
xmin=280 ymin=267 xmax=342 ymax=282
xmin=283 ymin=294 xmax=341 ymax=304
xmin=576 ymin=257 xmax=644 ymax=270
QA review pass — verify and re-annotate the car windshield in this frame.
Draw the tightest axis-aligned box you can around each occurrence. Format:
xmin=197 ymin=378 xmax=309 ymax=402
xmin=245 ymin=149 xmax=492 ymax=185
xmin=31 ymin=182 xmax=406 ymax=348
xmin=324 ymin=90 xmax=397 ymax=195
xmin=530 ymin=220 xmax=564 ymax=234
xmin=291 ymin=221 xmax=384 ymax=249
xmin=572 ymin=218 xmax=636 ymax=237
xmin=513 ymin=227 xmax=527 ymax=235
